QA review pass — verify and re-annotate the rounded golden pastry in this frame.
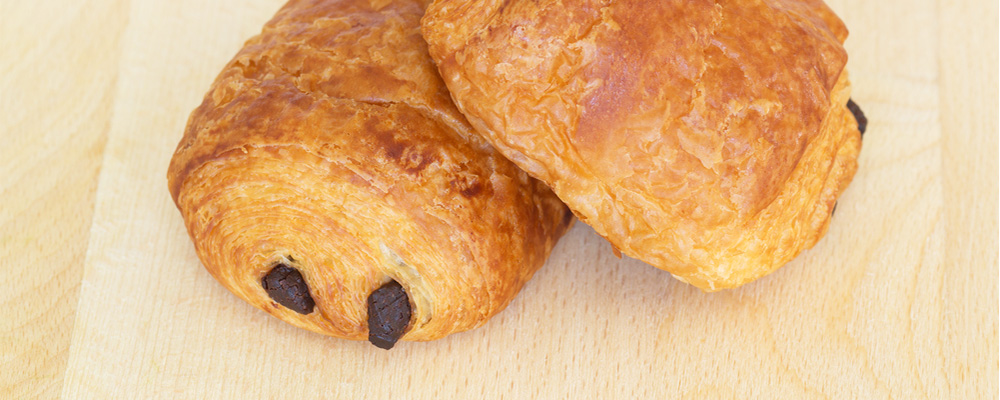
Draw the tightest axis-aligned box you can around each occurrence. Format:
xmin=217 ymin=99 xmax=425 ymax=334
xmin=167 ymin=0 xmax=572 ymax=348
xmin=421 ymin=0 xmax=862 ymax=291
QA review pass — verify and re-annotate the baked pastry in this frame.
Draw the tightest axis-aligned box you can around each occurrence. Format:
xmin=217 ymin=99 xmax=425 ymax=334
xmin=422 ymin=0 xmax=863 ymax=290
xmin=167 ymin=0 xmax=572 ymax=349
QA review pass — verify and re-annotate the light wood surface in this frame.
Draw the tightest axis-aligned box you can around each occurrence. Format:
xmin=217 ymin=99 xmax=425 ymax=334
xmin=1 ymin=1 xmax=130 ymax=398
xmin=2 ymin=0 xmax=996 ymax=398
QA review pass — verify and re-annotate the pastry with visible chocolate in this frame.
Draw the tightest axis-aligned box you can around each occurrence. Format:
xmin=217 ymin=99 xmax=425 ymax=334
xmin=167 ymin=0 xmax=571 ymax=347
xmin=422 ymin=0 xmax=863 ymax=290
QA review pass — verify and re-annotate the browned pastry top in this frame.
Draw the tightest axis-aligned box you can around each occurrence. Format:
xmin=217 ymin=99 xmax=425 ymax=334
xmin=422 ymin=0 xmax=862 ymax=290
xmin=170 ymin=0 xmax=480 ymax=200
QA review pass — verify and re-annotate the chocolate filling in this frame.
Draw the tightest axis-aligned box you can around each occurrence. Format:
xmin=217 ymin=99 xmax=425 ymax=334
xmin=261 ymin=264 xmax=315 ymax=314
xmin=367 ymin=280 xmax=412 ymax=350
xmin=847 ymin=98 xmax=867 ymax=135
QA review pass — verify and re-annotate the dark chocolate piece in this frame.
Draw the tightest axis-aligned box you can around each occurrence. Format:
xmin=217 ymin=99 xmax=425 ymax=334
xmin=367 ymin=280 xmax=412 ymax=350
xmin=847 ymin=98 xmax=867 ymax=135
xmin=831 ymin=202 xmax=837 ymax=217
xmin=261 ymin=264 xmax=315 ymax=314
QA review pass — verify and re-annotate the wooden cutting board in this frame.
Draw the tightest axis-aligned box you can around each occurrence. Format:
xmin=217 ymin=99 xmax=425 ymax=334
xmin=2 ymin=0 xmax=996 ymax=398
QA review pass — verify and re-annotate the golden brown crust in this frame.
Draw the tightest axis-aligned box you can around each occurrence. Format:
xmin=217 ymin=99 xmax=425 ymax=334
xmin=167 ymin=0 xmax=571 ymax=341
xmin=422 ymin=0 xmax=861 ymax=290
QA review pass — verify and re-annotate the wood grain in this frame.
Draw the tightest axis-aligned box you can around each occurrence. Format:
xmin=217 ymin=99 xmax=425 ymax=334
xmin=0 ymin=1 xmax=129 ymax=398
xmin=938 ymin=0 xmax=999 ymax=397
xmin=0 ymin=0 xmax=994 ymax=398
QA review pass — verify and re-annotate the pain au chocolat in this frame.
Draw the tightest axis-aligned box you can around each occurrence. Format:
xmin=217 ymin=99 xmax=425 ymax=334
xmin=421 ymin=0 xmax=863 ymax=290
xmin=167 ymin=0 xmax=572 ymax=349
